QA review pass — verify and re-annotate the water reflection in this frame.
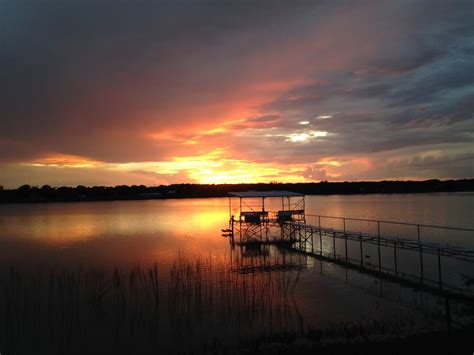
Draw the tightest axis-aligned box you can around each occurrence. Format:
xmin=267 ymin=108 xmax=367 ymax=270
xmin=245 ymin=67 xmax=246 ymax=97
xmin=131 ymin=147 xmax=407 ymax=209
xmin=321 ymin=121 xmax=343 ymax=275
xmin=0 ymin=194 xmax=472 ymax=349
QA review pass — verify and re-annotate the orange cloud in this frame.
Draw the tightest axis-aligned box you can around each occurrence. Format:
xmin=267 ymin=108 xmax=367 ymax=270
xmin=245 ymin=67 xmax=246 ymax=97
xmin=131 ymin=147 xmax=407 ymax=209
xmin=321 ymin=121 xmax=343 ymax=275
xmin=24 ymin=154 xmax=102 ymax=168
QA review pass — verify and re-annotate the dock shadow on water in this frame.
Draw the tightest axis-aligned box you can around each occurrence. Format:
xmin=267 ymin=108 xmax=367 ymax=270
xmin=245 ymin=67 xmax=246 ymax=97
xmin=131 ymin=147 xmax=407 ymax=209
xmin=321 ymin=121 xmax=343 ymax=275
xmin=1 ymin=247 xmax=473 ymax=354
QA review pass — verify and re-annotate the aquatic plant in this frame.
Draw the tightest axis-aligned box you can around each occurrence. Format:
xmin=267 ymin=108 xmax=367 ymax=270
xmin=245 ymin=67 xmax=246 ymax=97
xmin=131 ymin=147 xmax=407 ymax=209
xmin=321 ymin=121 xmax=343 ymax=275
xmin=0 ymin=252 xmax=469 ymax=354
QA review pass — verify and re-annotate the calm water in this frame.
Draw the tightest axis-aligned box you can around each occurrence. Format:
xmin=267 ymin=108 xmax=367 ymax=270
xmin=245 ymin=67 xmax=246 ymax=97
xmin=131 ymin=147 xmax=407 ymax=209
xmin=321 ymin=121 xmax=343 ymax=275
xmin=0 ymin=193 xmax=473 ymax=352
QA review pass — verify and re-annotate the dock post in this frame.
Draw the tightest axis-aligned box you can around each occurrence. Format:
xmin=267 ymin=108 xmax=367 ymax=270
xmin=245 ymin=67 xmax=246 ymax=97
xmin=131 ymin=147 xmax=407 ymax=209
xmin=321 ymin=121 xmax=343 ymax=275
xmin=319 ymin=228 xmax=323 ymax=256
xmin=311 ymin=229 xmax=314 ymax=254
xmin=394 ymin=239 xmax=398 ymax=277
xmin=419 ymin=244 xmax=424 ymax=283
xmin=438 ymin=248 xmax=442 ymax=290
xmin=298 ymin=227 xmax=306 ymax=253
xmin=417 ymin=225 xmax=423 ymax=283
xmin=344 ymin=235 xmax=348 ymax=263
xmin=318 ymin=215 xmax=322 ymax=254
xmin=231 ymin=216 xmax=235 ymax=245
xmin=303 ymin=227 xmax=307 ymax=251
xmin=239 ymin=197 xmax=242 ymax=244
xmin=343 ymin=218 xmax=348 ymax=262
xmin=377 ymin=221 xmax=381 ymax=274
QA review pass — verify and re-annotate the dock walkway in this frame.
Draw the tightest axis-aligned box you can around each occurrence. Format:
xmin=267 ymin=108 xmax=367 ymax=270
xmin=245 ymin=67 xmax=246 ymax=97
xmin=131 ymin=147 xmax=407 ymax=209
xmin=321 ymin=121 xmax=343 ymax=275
xmin=223 ymin=191 xmax=474 ymax=299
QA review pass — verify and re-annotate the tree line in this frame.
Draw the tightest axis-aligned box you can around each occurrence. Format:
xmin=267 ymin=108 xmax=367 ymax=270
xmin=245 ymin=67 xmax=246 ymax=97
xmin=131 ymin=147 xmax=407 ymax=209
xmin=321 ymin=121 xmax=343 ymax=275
xmin=0 ymin=179 xmax=472 ymax=203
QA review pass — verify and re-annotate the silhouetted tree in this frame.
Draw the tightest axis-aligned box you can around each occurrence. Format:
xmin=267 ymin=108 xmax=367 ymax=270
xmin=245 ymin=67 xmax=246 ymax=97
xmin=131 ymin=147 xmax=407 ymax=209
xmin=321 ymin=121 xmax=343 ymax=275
xmin=0 ymin=179 xmax=472 ymax=203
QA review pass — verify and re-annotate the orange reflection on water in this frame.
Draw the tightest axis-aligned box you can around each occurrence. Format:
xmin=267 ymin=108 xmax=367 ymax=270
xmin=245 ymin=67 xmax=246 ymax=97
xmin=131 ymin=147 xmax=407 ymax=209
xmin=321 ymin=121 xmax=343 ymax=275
xmin=0 ymin=199 xmax=233 ymax=268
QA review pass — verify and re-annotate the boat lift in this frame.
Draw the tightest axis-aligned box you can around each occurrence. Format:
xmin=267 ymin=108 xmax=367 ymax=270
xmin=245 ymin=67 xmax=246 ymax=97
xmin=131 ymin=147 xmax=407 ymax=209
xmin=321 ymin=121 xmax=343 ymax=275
xmin=222 ymin=190 xmax=305 ymax=244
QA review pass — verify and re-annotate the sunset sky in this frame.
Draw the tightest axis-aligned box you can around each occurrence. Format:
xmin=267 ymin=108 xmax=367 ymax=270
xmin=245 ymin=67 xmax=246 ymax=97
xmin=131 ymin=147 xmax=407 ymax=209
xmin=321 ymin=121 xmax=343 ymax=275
xmin=1 ymin=1 xmax=473 ymax=188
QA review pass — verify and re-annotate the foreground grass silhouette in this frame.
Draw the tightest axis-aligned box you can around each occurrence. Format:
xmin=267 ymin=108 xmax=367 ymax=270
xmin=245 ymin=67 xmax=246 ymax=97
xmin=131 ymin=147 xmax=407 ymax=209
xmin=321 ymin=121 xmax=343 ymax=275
xmin=0 ymin=254 xmax=472 ymax=354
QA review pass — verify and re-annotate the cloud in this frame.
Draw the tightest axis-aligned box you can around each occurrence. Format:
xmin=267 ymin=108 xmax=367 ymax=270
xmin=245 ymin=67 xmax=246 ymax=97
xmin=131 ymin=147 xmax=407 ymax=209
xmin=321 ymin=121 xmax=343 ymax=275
xmin=0 ymin=1 xmax=473 ymax=186
xmin=301 ymin=166 xmax=328 ymax=181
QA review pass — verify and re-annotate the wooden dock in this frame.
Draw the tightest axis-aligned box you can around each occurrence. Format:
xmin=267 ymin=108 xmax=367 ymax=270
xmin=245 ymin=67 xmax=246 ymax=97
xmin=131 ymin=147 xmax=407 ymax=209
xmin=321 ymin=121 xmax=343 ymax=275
xmin=223 ymin=191 xmax=474 ymax=299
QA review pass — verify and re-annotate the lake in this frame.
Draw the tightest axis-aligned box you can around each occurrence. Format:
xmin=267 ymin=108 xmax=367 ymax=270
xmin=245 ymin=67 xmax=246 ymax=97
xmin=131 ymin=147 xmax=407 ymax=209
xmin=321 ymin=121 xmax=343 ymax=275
xmin=0 ymin=193 xmax=473 ymax=353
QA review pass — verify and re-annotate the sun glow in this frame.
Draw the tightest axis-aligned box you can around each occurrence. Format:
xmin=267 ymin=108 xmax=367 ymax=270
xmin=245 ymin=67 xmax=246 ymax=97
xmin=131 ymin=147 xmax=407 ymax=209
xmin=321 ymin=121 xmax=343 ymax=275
xmin=286 ymin=131 xmax=328 ymax=142
xmin=108 ymin=148 xmax=308 ymax=184
xmin=15 ymin=148 xmax=383 ymax=186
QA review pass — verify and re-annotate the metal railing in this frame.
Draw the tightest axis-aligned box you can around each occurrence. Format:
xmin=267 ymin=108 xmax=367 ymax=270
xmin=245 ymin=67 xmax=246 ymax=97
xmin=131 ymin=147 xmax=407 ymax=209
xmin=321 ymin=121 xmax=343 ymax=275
xmin=304 ymin=214 xmax=474 ymax=247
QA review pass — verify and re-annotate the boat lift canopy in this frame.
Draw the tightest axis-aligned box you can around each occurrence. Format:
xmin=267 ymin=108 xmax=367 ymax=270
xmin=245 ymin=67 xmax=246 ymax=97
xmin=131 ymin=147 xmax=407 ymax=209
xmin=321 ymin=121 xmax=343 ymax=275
xmin=228 ymin=191 xmax=304 ymax=198
xmin=228 ymin=190 xmax=305 ymax=223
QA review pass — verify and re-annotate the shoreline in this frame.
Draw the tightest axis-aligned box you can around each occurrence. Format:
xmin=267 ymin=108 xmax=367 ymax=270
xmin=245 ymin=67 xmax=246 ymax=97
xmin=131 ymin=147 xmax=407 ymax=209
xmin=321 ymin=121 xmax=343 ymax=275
xmin=1 ymin=179 xmax=473 ymax=204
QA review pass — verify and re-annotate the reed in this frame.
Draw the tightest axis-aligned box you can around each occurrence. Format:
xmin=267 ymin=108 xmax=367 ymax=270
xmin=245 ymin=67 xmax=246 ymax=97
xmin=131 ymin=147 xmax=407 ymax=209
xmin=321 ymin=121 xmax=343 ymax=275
xmin=0 ymin=253 xmax=466 ymax=354
xmin=0 ymin=254 xmax=303 ymax=354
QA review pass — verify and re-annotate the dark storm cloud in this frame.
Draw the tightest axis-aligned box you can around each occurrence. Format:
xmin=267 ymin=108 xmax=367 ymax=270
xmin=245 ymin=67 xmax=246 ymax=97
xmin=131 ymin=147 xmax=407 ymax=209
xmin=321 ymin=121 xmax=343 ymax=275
xmin=0 ymin=0 xmax=473 ymax=186
xmin=0 ymin=0 xmax=327 ymax=162
xmin=249 ymin=1 xmax=474 ymax=166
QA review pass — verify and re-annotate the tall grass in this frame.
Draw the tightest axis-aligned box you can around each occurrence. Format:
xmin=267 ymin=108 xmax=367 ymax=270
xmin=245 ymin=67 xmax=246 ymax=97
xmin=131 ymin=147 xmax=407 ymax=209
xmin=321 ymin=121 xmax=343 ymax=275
xmin=0 ymin=254 xmax=302 ymax=354
xmin=0 ymin=251 xmax=469 ymax=354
